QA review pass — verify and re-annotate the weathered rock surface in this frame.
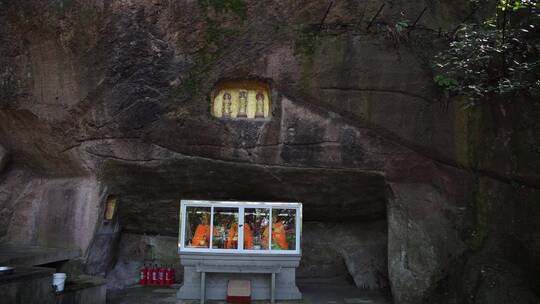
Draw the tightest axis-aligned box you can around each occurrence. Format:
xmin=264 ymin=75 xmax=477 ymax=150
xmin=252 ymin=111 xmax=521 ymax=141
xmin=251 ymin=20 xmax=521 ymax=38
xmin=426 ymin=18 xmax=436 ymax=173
xmin=426 ymin=176 xmax=540 ymax=304
xmin=0 ymin=172 xmax=104 ymax=253
xmin=85 ymin=220 xmax=121 ymax=276
xmin=0 ymin=145 xmax=6 ymax=174
xmin=299 ymin=221 xmax=387 ymax=290
xmin=101 ymin=151 xmax=387 ymax=234
xmin=0 ymin=1 xmax=539 ymax=303
xmin=105 ymin=233 xmax=181 ymax=290
xmin=388 ymin=182 xmax=468 ymax=303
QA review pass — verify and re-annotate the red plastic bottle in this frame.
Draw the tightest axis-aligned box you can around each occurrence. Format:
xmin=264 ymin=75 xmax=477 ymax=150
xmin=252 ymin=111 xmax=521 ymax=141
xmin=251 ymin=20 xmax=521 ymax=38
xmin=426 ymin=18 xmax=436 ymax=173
xmin=165 ymin=265 xmax=171 ymax=286
xmin=140 ymin=264 xmax=147 ymax=285
xmin=149 ymin=264 xmax=155 ymax=285
xmin=146 ymin=264 xmax=152 ymax=285
xmin=158 ymin=265 xmax=165 ymax=285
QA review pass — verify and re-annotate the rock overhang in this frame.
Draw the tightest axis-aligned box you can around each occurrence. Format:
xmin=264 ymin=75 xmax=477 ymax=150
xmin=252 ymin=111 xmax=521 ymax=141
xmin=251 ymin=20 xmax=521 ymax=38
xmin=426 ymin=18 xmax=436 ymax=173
xmin=99 ymin=155 xmax=387 ymax=235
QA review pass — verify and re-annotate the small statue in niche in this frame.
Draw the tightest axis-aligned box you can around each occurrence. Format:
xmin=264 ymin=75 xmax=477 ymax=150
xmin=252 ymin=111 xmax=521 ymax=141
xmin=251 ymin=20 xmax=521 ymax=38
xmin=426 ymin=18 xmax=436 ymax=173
xmin=255 ymin=92 xmax=265 ymax=118
xmin=221 ymin=92 xmax=232 ymax=117
xmin=237 ymin=91 xmax=248 ymax=118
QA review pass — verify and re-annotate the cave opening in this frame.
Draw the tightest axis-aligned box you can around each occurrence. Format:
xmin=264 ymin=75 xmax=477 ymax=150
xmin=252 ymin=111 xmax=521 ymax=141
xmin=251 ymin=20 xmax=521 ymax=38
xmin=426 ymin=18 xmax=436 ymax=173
xmin=102 ymin=156 xmax=390 ymax=292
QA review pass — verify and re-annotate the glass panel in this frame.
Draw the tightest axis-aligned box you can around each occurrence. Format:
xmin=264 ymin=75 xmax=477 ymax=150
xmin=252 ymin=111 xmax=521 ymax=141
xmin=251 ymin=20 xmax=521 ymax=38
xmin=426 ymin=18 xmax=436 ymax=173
xmin=212 ymin=207 xmax=239 ymax=249
xmin=184 ymin=206 xmax=211 ymax=248
xmin=244 ymin=208 xmax=270 ymax=250
xmin=268 ymin=209 xmax=296 ymax=250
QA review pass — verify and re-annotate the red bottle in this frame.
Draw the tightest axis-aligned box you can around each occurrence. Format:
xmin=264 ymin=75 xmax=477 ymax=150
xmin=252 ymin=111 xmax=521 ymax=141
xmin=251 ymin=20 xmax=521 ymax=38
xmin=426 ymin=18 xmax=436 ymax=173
xmin=158 ymin=265 xmax=165 ymax=285
xmin=146 ymin=264 xmax=152 ymax=284
xmin=139 ymin=264 xmax=147 ymax=285
xmin=171 ymin=265 xmax=175 ymax=284
xmin=150 ymin=264 xmax=156 ymax=285
xmin=165 ymin=265 xmax=171 ymax=286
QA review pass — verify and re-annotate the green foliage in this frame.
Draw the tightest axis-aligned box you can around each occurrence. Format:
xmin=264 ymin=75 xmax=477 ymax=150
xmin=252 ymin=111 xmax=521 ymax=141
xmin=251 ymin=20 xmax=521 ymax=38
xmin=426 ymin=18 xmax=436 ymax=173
xmin=394 ymin=20 xmax=409 ymax=32
xmin=433 ymin=0 xmax=540 ymax=103
xmin=434 ymin=75 xmax=459 ymax=91
xmin=498 ymin=0 xmax=538 ymax=11
xmin=434 ymin=74 xmax=459 ymax=99
xmin=386 ymin=19 xmax=410 ymax=48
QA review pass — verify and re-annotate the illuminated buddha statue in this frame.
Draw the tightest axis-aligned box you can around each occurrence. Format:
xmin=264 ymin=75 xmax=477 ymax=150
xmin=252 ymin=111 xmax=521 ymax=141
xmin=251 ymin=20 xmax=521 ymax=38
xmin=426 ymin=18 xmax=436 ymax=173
xmin=255 ymin=92 xmax=265 ymax=118
xmin=191 ymin=213 xmax=211 ymax=248
xmin=237 ymin=91 xmax=248 ymax=118
xmin=221 ymin=92 xmax=232 ymax=118
xmin=262 ymin=221 xmax=288 ymax=250
xmin=226 ymin=223 xmax=254 ymax=249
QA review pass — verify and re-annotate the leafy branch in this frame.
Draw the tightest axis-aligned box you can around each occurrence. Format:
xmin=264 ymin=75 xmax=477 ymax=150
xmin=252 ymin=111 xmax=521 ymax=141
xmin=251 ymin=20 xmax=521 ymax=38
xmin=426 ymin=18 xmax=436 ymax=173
xmin=433 ymin=0 xmax=540 ymax=104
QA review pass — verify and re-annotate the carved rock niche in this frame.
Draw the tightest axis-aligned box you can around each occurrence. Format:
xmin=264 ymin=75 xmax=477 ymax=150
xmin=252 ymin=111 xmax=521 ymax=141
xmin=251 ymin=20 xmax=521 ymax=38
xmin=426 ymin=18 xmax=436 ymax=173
xmin=211 ymin=80 xmax=271 ymax=120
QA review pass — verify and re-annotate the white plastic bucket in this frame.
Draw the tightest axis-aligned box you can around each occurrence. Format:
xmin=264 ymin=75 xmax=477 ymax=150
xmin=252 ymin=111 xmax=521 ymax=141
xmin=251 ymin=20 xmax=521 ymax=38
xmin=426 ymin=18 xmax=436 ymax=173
xmin=52 ymin=273 xmax=67 ymax=292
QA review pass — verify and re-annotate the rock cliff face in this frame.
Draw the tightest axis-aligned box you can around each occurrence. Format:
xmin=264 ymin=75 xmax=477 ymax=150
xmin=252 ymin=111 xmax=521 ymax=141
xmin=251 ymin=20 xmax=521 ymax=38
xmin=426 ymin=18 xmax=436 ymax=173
xmin=0 ymin=1 xmax=539 ymax=303
xmin=0 ymin=145 xmax=6 ymax=174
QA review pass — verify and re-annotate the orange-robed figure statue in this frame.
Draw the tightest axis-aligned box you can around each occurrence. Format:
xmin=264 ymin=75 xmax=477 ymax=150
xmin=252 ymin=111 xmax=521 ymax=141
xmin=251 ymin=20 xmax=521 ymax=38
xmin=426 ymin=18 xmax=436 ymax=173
xmin=190 ymin=213 xmax=216 ymax=247
xmin=262 ymin=222 xmax=288 ymax=250
xmin=191 ymin=224 xmax=214 ymax=247
xmin=226 ymin=224 xmax=254 ymax=249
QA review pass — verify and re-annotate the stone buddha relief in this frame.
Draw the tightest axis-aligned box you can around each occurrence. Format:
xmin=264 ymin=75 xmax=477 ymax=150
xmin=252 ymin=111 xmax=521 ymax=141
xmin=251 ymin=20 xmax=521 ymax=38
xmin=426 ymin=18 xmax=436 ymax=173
xmin=212 ymin=80 xmax=271 ymax=120
xmin=255 ymin=92 xmax=265 ymax=118
xmin=237 ymin=91 xmax=248 ymax=118
xmin=221 ymin=92 xmax=232 ymax=118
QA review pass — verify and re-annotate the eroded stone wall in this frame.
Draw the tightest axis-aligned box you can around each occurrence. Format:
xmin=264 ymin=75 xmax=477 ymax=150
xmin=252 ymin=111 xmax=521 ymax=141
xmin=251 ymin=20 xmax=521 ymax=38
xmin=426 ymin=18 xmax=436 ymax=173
xmin=300 ymin=221 xmax=388 ymax=290
xmin=0 ymin=1 xmax=538 ymax=303
xmin=0 ymin=173 xmax=104 ymax=253
xmin=105 ymin=233 xmax=182 ymax=290
xmin=0 ymin=145 xmax=7 ymax=174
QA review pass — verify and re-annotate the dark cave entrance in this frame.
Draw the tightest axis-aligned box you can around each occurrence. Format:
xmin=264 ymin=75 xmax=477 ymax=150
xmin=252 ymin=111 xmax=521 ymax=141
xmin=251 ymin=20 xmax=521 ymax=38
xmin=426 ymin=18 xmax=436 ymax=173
xmin=103 ymin=156 xmax=389 ymax=290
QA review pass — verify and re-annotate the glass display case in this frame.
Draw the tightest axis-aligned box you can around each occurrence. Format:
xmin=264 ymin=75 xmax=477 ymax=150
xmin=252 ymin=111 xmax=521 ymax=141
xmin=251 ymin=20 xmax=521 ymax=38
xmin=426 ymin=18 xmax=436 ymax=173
xmin=179 ymin=200 xmax=302 ymax=254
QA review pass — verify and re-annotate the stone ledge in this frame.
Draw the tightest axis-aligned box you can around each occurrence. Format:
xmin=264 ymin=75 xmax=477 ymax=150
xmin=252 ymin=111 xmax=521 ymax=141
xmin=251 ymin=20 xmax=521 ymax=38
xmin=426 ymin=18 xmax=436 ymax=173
xmin=0 ymin=246 xmax=80 ymax=266
xmin=0 ymin=266 xmax=54 ymax=285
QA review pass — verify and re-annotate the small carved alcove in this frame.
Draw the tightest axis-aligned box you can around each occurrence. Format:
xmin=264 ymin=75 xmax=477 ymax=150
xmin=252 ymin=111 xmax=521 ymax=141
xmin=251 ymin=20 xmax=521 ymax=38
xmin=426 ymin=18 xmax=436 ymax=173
xmin=211 ymin=80 xmax=271 ymax=120
xmin=104 ymin=195 xmax=117 ymax=222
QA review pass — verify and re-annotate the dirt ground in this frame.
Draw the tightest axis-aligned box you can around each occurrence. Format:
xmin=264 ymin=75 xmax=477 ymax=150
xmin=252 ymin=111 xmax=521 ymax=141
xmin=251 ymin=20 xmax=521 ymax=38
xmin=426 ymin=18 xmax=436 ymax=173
xmin=107 ymin=278 xmax=392 ymax=304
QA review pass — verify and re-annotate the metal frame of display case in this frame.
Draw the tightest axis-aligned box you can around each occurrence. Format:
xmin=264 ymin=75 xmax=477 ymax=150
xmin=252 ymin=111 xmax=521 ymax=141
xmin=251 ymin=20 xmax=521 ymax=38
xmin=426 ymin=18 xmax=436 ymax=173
xmin=178 ymin=200 xmax=302 ymax=255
